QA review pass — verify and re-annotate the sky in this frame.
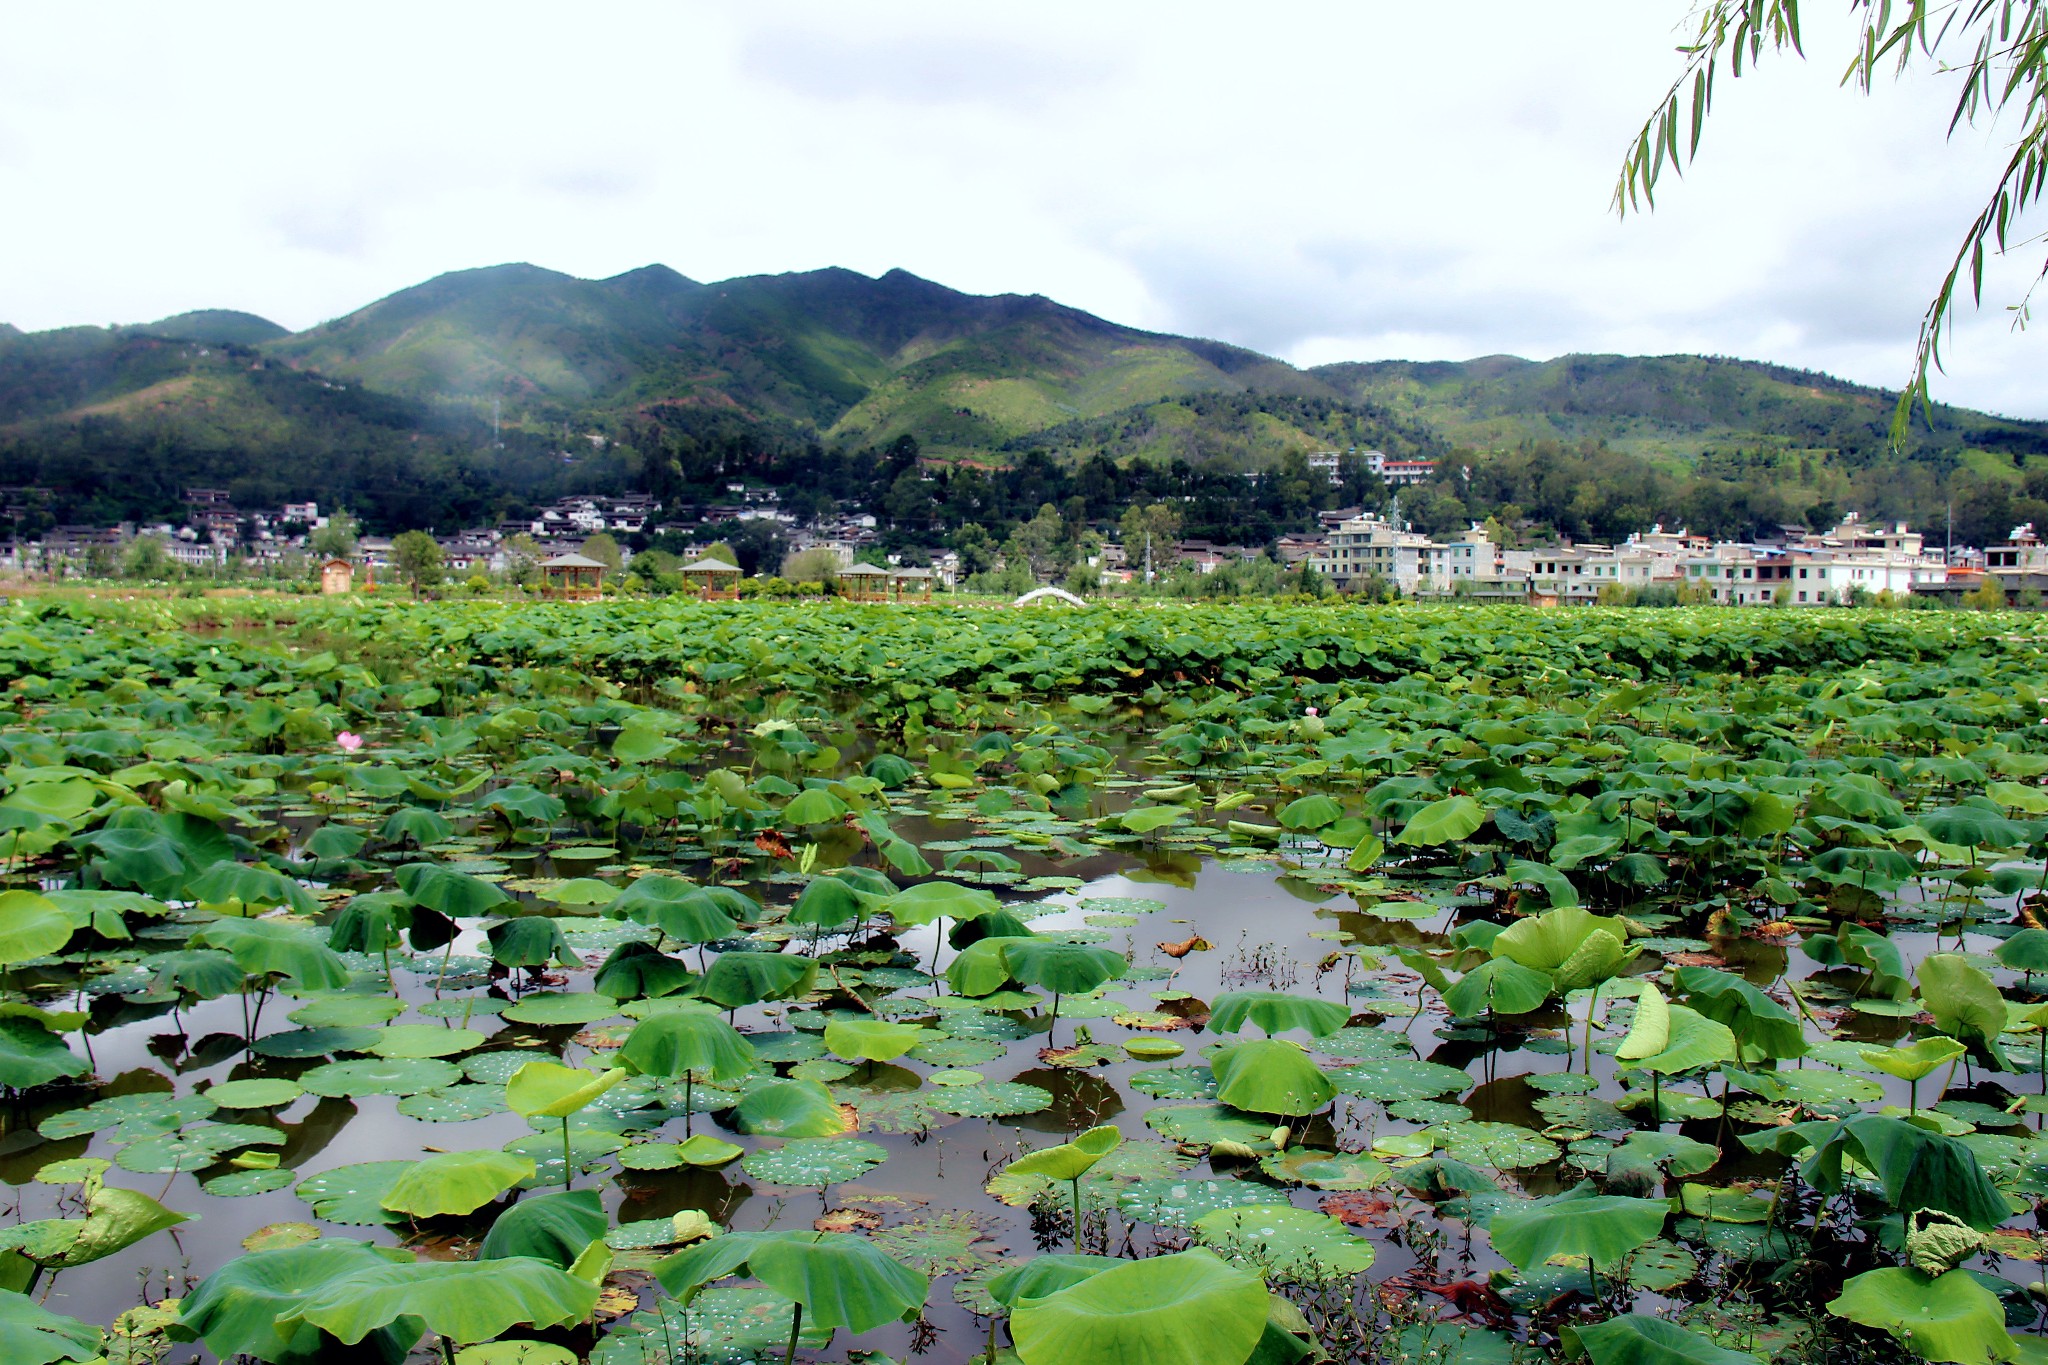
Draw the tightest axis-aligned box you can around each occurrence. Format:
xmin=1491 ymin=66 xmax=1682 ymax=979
xmin=3 ymin=1 xmax=2046 ymax=416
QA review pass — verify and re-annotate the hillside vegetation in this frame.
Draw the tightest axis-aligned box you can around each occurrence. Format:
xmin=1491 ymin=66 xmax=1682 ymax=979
xmin=1 ymin=263 xmax=2045 ymax=539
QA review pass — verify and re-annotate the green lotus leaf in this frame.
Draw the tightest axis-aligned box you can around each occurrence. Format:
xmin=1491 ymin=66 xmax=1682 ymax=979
xmin=789 ymin=877 xmax=864 ymax=929
xmin=380 ymin=807 xmax=454 ymax=848
xmin=175 ymin=1238 xmax=420 ymax=1363
xmin=280 ymin=1255 xmax=599 ymax=1347
xmin=1115 ymin=1177 xmax=1280 ymax=1226
xmin=1209 ymin=1038 xmax=1335 ymax=1117
xmin=1490 ymin=907 xmax=1636 ymax=990
xmin=1862 ymin=1036 xmax=1969 ymax=1082
xmin=1569 ymin=1314 xmax=1766 ymax=1365
xmin=612 ymin=876 xmax=746 ymax=944
xmin=1007 ymin=1125 xmax=1124 ymax=1182
xmin=1002 ymin=940 xmax=1126 ymax=996
xmin=591 ymin=941 xmax=697 ymax=1000
xmin=741 ymin=1136 xmax=890 ymax=1186
xmin=505 ymin=1061 xmax=627 ymax=1119
xmin=1010 ymin=1247 xmax=1269 ymax=1365
xmin=1276 ymin=794 xmax=1344 ymax=831
xmin=500 ymin=991 xmax=620 ymax=1025
xmin=1920 ymin=953 xmax=2012 ymax=1068
xmin=486 ymin=918 xmax=577 ymax=970
xmin=396 ymin=863 xmax=509 ymax=917
xmin=884 ymin=880 xmax=1002 ymax=927
xmin=658 ymin=1229 xmax=928 ymax=1335
xmin=1259 ymin=1148 xmax=1392 ymax=1191
xmin=1429 ymin=1121 xmax=1561 ymax=1170
xmin=783 ymin=788 xmax=849 ymax=825
xmin=478 ymin=1188 xmax=605 ymax=1267
xmin=289 ymin=994 xmax=407 ymax=1028
xmin=698 ymin=952 xmax=818 ymax=1008
xmin=1441 ymin=958 xmax=1554 ymax=1018
xmin=189 ymin=917 xmax=349 ymax=991
xmin=986 ymin=1253 xmax=1127 ymax=1308
xmin=1323 ymin=1057 xmax=1471 ymax=1103
xmin=1395 ymin=795 xmax=1487 ymax=846
xmin=368 ymin=1024 xmax=487 ymax=1058
xmin=205 ymin=1077 xmax=305 ymax=1109
xmin=114 ymin=1122 xmax=283 ymax=1174
xmin=823 ymin=1017 xmax=934 ymax=1064
xmin=1750 ymin=1114 xmax=2012 ymax=1230
xmin=0 ymin=1285 xmax=101 ymax=1364
xmin=187 ymin=863 xmax=319 ymax=916
xmin=0 ymin=890 xmax=73 ymax=965
xmin=1118 ymin=804 xmax=1190 ymax=834
xmin=0 ymin=1016 xmax=89 ymax=1091
xmin=379 ymin=1149 xmax=536 ymax=1217
xmin=1616 ymin=989 xmax=1736 ymax=1077
xmin=1673 ymin=965 xmax=1806 ymax=1060
xmin=1488 ymin=1182 xmax=1668 ymax=1274
xmin=732 ymin=1078 xmax=849 ymax=1136
xmin=620 ymin=1010 xmax=754 ymax=1080
xmin=1192 ymin=1203 xmax=1377 ymax=1283
xmin=300 ymin=1057 xmax=463 ymax=1098
xmin=1827 ymin=1266 xmax=2017 ymax=1364
xmin=946 ymin=935 xmax=1036 ymax=996
xmin=1207 ymin=990 xmax=1349 ymax=1038
xmin=924 ymin=1080 xmax=1054 ymax=1117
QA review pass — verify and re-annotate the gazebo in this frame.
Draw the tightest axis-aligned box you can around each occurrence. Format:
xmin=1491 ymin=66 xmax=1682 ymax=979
xmin=679 ymin=556 xmax=742 ymax=600
xmin=540 ymin=553 xmax=607 ymax=601
xmin=891 ymin=567 xmax=935 ymax=601
xmin=839 ymin=563 xmax=893 ymax=602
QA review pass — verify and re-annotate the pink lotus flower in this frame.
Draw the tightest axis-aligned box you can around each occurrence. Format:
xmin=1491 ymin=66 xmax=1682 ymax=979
xmin=1304 ymin=707 xmax=1318 ymax=717
xmin=336 ymin=732 xmax=364 ymax=753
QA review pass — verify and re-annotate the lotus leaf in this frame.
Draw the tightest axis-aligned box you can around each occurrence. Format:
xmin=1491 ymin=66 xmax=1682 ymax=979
xmin=175 ymin=1238 xmax=419 ymax=1364
xmin=478 ymin=1188 xmax=605 ymax=1267
xmin=742 ymin=1136 xmax=890 ymax=1186
xmin=506 ymin=1061 xmax=627 ymax=1119
xmin=699 ymin=952 xmax=818 ymax=1008
xmin=733 ymin=1078 xmax=849 ymax=1136
xmin=380 ymin=1149 xmax=535 ymax=1216
xmin=823 ymin=1017 xmax=934 ymax=1064
xmin=1207 ymin=990 xmax=1349 ymax=1038
xmin=1488 ymin=1182 xmax=1669 ymax=1275
xmin=1208 ymin=1038 xmax=1335 ymax=1116
xmin=0 ymin=890 xmax=73 ymax=965
xmin=300 ymin=1057 xmax=463 ymax=1097
xmin=1827 ymin=1266 xmax=2017 ymax=1364
xmin=0 ymin=1294 xmax=101 ymax=1365
xmin=1009 ymin=1248 xmax=1269 ymax=1365
xmin=0 ymin=1017 xmax=88 ymax=1090
xmin=1193 ymin=1203 xmax=1377 ymax=1283
xmin=396 ymin=862 xmax=509 ymax=916
xmin=1002 ymin=940 xmax=1126 ymax=996
xmin=188 ymin=918 xmax=349 ymax=991
xmin=1570 ymin=1314 xmax=1765 ymax=1365
xmin=279 ymin=1255 xmax=599 ymax=1347
xmin=1920 ymin=953 xmax=2012 ymax=1068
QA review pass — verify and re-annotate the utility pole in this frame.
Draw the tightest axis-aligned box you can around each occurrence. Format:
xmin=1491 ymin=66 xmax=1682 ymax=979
xmin=1947 ymin=500 xmax=1954 ymax=565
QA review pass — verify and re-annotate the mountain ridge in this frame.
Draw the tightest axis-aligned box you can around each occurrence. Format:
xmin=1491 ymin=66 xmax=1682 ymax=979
xmin=1 ymin=261 xmax=2044 ymax=539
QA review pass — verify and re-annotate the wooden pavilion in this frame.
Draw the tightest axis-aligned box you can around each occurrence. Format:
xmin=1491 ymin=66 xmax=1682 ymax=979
xmin=838 ymin=563 xmax=893 ymax=602
xmin=540 ymin=553 xmax=607 ymax=601
xmin=890 ymin=567 xmax=935 ymax=601
xmin=319 ymin=558 xmax=355 ymax=595
xmin=679 ymin=556 xmax=742 ymax=600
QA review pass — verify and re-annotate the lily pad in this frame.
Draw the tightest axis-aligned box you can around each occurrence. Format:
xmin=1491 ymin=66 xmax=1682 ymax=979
xmin=741 ymin=1137 xmax=891 ymax=1186
xmin=299 ymin=1057 xmax=463 ymax=1097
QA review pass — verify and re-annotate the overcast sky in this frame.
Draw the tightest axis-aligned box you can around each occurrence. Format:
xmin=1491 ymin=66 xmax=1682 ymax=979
xmin=4 ymin=1 xmax=2045 ymax=415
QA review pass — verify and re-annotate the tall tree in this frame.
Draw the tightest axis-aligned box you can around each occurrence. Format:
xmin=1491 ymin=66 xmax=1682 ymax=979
xmin=390 ymin=530 xmax=445 ymax=597
xmin=1620 ymin=1 xmax=2048 ymax=431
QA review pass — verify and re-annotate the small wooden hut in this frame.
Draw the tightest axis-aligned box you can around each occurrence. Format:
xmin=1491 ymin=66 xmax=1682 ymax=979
xmin=838 ymin=563 xmax=893 ymax=602
xmin=679 ymin=556 xmax=742 ymax=600
xmin=891 ymin=567 xmax=935 ymax=601
xmin=540 ymin=553 xmax=607 ymax=601
xmin=319 ymin=558 xmax=355 ymax=595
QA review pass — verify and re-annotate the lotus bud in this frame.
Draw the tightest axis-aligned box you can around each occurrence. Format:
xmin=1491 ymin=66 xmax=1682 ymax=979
xmin=1208 ymin=1139 xmax=1261 ymax=1161
xmin=1269 ymin=1125 xmax=1291 ymax=1150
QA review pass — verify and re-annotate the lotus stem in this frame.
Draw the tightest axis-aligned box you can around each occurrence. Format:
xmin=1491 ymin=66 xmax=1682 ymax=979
xmin=1071 ymin=1176 xmax=1084 ymax=1254
xmin=783 ymin=1301 xmax=803 ymax=1365
xmin=440 ymin=1337 xmax=457 ymax=1365
xmin=1582 ymin=982 xmax=1602 ymax=1075
xmin=561 ymin=1115 xmax=574 ymax=1190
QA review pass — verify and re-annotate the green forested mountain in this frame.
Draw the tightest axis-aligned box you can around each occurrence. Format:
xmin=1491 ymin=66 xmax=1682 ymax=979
xmin=1 ymin=262 xmax=2045 ymax=542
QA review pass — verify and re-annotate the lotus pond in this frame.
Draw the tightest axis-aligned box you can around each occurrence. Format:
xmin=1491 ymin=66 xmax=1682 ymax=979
xmin=5 ymin=599 xmax=2048 ymax=1365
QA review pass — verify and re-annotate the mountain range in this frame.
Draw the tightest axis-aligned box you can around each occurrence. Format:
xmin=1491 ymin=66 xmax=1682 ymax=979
xmin=1 ymin=261 xmax=2043 ymax=532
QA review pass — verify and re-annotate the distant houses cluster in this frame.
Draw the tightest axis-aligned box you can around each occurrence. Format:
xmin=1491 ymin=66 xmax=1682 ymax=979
xmin=2 ymin=478 xmax=2041 ymax=607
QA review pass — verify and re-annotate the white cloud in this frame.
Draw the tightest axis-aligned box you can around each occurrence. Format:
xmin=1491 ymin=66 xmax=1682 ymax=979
xmin=0 ymin=0 xmax=2043 ymax=415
